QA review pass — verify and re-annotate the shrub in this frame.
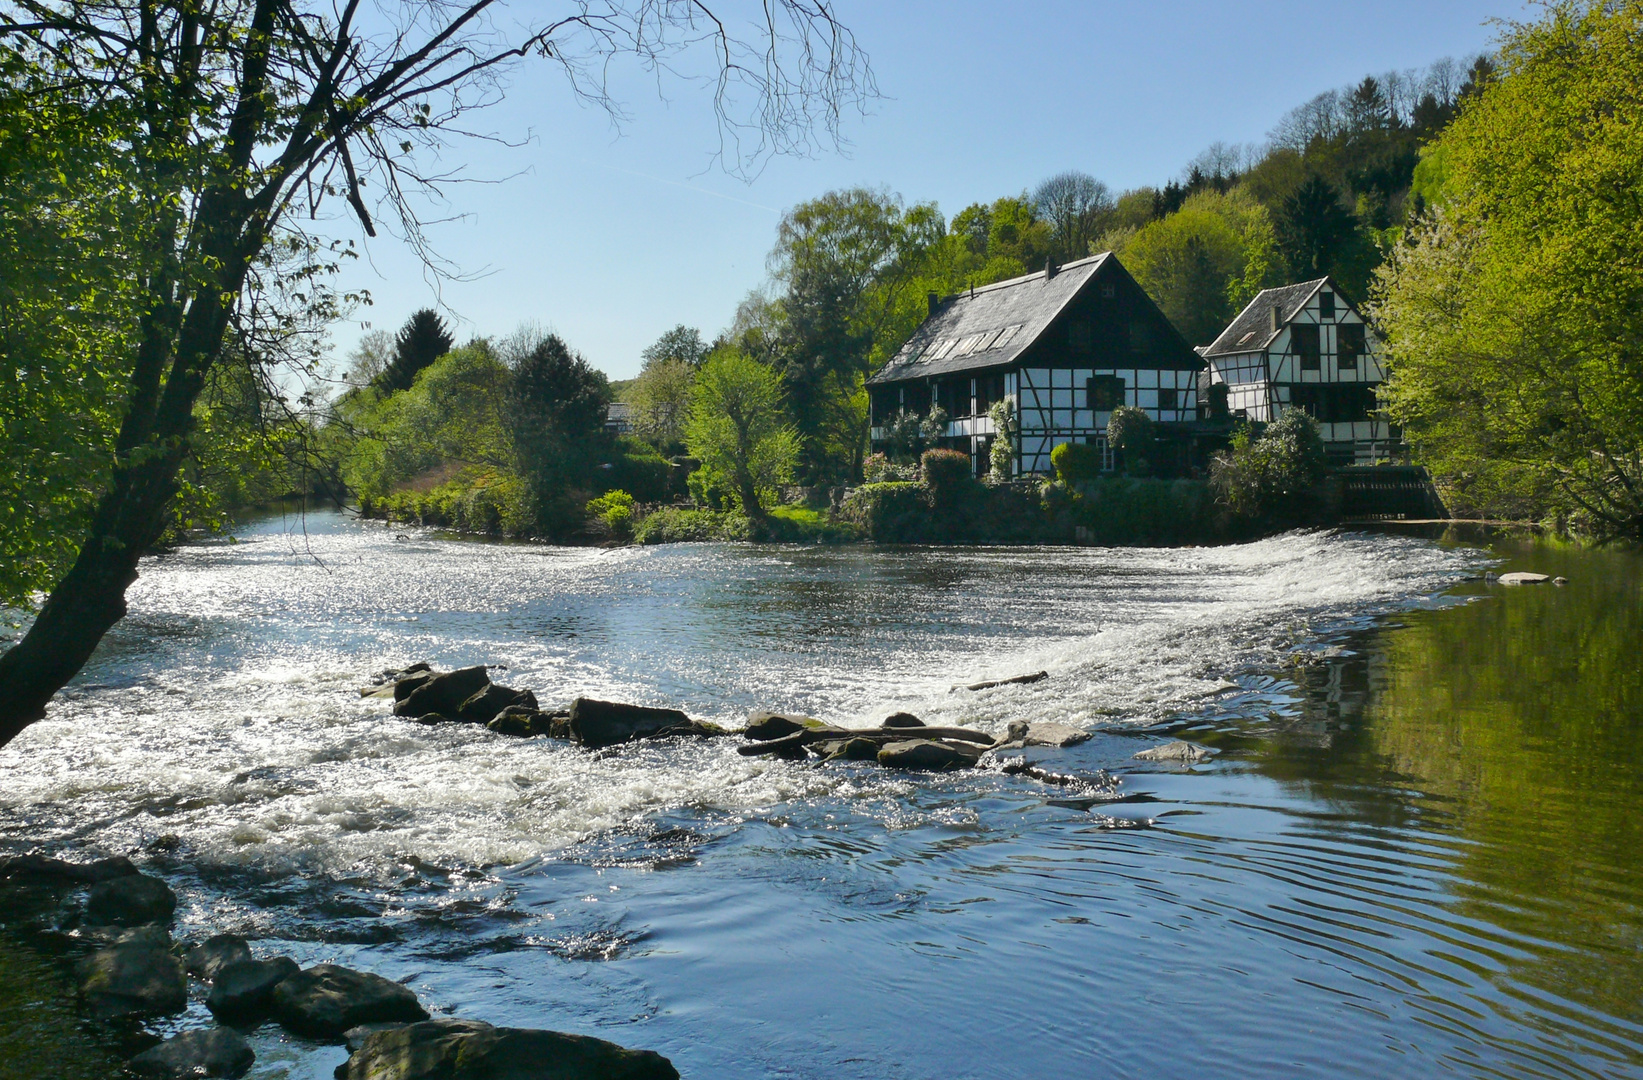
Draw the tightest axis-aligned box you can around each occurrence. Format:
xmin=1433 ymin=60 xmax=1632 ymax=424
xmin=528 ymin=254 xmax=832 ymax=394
xmin=632 ymin=507 xmax=751 ymax=544
xmin=840 ymin=481 xmax=927 ymax=542
xmin=920 ymin=448 xmax=971 ymax=489
xmin=586 ymin=490 xmax=636 ymax=537
xmin=863 ymin=452 xmax=918 ymax=484
xmin=1210 ymin=409 xmax=1328 ymax=524
xmin=987 ymin=397 xmax=1017 ymax=480
xmin=1050 ymin=441 xmax=1103 ymax=484
xmin=687 ymin=465 xmax=736 ymax=510
xmin=1085 ymin=477 xmax=1218 ymax=543
xmin=602 ymin=441 xmax=673 ymax=503
xmin=1106 ymin=405 xmax=1156 ymax=474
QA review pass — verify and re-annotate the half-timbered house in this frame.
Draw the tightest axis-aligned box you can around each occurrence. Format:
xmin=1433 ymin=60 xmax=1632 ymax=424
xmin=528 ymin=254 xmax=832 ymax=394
xmin=867 ymin=253 xmax=1203 ymax=476
xmin=1199 ymin=277 xmax=1393 ymax=464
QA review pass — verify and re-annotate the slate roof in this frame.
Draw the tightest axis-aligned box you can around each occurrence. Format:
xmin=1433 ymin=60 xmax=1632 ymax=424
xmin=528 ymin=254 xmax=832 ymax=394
xmin=869 ymin=254 xmax=1111 ymax=384
xmin=1202 ymin=277 xmax=1330 ymax=358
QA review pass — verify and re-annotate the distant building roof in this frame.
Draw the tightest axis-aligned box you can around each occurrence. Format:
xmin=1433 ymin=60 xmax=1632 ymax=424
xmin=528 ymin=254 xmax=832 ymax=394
xmin=1201 ymin=277 xmax=1330 ymax=358
xmin=870 ymin=254 xmax=1113 ymax=384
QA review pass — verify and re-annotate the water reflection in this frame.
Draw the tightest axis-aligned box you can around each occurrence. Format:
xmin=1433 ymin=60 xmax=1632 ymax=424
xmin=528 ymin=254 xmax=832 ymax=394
xmin=1234 ymin=533 xmax=1643 ymax=1066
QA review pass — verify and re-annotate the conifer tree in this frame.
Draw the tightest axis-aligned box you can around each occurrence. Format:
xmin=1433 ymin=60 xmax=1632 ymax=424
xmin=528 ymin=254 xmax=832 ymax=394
xmin=376 ymin=310 xmax=454 ymax=395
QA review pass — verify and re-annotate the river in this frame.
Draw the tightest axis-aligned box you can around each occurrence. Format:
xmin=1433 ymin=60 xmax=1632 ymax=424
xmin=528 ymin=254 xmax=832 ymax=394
xmin=2 ymin=511 xmax=1639 ymax=1079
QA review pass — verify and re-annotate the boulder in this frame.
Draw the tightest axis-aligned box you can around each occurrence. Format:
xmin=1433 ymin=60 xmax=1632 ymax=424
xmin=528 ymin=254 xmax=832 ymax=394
xmin=73 ymin=924 xmax=172 ymax=951
xmin=130 ymin=1028 xmax=255 ymax=1079
xmin=876 ymin=739 xmax=982 ymax=771
xmin=410 ymin=712 xmax=462 ymax=726
xmin=336 ymin=1018 xmax=679 ymax=1080
xmin=0 ymin=853 xmax=139 ymax=885
xmin=78 ymin=944 xmax=188 ymax=1020
xmin=457 ymin=684 xmax=538 ymax=723
xmin=392 ymin=672 xmax=434 ymax=701
xmin=86 ymin=872 xmax=176 ymax=927
xmin=568 ymin=698 xmax=699 ymax=749
xmin=743 ymin=712 xmax=827 ymax=740
xmin=270 ymin=964 xmax=429 ymax=1039
xmin=395 ymin=667 xmax=490 ymax=718
xmin=1132 ymin=740 xmax=1211 ymax=764
xmin=206 ymin=956 xmax=300 ymax=1023
xmin=183 ymin=934 xmax=254 ymax=981
xmin=488 ymin=708 xmax=569 ymax=738
xmin=881 ymin=712 xmax=926 ymax=729
xmin=822 ymin=737 xmax=882 ymax=762
xmin=1498 ymin=572 xmax=1550 ymax=585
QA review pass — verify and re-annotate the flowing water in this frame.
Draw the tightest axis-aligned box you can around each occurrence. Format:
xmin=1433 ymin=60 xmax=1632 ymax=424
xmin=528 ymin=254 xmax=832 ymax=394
xmin=2 ymin=512 xmax=1640 ymax=1079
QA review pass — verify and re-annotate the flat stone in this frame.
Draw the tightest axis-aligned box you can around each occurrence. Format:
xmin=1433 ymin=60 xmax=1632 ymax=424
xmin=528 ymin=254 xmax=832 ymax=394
xmin=336 ymin=1018 xmax=679 ymax=1080
xmin=1132 ymin=740 xmax=1212 ymax=764
xmin=130 ymin=1028 xmax=255 ymax=1079
xmin=86 ymin=873 xmax=176 ymax=927
xmin=183 ymin=933 xmax=254 ymax=980
xmin=743 ymin=712 xmax=826 ymax=740
xmin=78 ymin=944 xmax=188 ymax=1020
xmin=207 ymin=956 xmax=300 ymax=1023
xmin=394 ymin=666 xmax=490 ymax=718
xmin=876 ymin=739 xmax=982 ymax=771
xmin=269 ymin=963 xmax=429 ymax=1040
xmin=1498 ymin=572 xmax=1551 ymax=585
xmin=1022 ymin=722 xmax=1091 ymax=748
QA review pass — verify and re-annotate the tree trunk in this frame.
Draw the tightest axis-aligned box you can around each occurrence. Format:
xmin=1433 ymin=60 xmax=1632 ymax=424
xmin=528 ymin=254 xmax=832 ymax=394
xmin=0 ymin=447 xmax=185 ymax=747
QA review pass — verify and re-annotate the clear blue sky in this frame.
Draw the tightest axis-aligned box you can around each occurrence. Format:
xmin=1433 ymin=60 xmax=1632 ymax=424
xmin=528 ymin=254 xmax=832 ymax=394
xmin=332 ymin=0 xmax=1519 ymax=381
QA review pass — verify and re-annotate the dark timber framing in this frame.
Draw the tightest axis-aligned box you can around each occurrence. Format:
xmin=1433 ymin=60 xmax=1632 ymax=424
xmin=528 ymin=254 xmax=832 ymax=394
xmin=867 ymin=253 xmax=1203 ymax=476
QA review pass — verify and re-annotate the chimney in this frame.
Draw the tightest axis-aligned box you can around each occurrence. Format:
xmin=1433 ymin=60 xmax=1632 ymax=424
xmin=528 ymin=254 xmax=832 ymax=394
xmin=1044 ymin=258 xmax=1058 ymax=280
xmin=1269 ymin=303 xmax=1284 ymax=333
xmin=927 ymin=291 xmax=940 ymax=318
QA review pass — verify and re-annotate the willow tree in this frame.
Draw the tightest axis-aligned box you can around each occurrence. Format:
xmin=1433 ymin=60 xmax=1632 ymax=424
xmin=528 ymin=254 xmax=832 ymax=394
xmin=0 ymin=0 xmax=871 ymax=748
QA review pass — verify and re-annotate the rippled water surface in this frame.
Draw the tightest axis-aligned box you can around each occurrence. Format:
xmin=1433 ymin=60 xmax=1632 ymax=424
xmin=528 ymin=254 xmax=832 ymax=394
xmin=2 ymin=512 xmax=1640 ymax=1079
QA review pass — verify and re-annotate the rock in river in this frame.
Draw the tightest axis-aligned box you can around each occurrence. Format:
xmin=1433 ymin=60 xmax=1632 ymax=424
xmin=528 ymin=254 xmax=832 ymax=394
xmin=1498 ymin=572 xmax=1550 ymax=585
xmin=568 ymin=697 xmax=720 ymax=749
xmin=336 ymin=1018 xmax=679 ymax=1080
xmin=1132 ymin=740 xmax=1212 ymax=764
xmin=876 ymin=739 xmax=982 ymax=771
xmin=458 ymin=684 xmax=537 ymax=723
xmin=488 ymin=708 xmax=569 ymax=738
xmin=270 ymin=963 xmax=429 ymax=1039
xmin=394 ymin=666 xmax=491 ymax=719
xmin=130 ymin=1028 xmax=255 ymax=1079
xmin=207 ymin=956 xmax=300 ymax=1022
xmin=743 ymin=711 xmax=827 ymax=740
xmin=183 ymin=933 xmax=254 ymax=980
xmin=86 ymin=872 xmax=176 ymax=927
xmin=78 ymin=943 xmax=188 ymax=1020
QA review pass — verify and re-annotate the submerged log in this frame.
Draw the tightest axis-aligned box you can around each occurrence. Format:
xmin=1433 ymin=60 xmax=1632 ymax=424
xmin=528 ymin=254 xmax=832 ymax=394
xmin=954 ymin=671 xmax=1049 ymax=692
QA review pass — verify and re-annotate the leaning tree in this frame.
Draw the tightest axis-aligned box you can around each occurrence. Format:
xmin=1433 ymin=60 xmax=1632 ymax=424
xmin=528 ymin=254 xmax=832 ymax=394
xmin=0 ymin=0 xmax=872 ymax=747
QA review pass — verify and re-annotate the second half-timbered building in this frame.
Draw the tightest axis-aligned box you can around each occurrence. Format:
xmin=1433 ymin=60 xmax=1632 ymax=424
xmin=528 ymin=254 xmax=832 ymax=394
xmin=1199 ymin=277 xmax=1393 ymax=464
xmin=867 ymin=253 xmax=1203 ymax=476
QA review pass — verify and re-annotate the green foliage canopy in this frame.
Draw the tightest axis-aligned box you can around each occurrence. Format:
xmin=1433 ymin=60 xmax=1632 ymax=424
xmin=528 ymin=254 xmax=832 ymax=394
xmin=685 ymin=349 xmax=801 ymax=517
xmin=1373 ymin=0 xmax=1643 ymax=537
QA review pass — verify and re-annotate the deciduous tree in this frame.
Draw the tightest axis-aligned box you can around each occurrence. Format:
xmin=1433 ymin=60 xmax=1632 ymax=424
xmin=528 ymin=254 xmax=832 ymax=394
xmin=0 ymin=0 xmax=873 ymax=747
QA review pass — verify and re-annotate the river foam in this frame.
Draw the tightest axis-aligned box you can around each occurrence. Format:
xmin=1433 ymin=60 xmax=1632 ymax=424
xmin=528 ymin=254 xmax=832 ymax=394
xmin=0 ymin=514 xmax=1478 ymax=879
